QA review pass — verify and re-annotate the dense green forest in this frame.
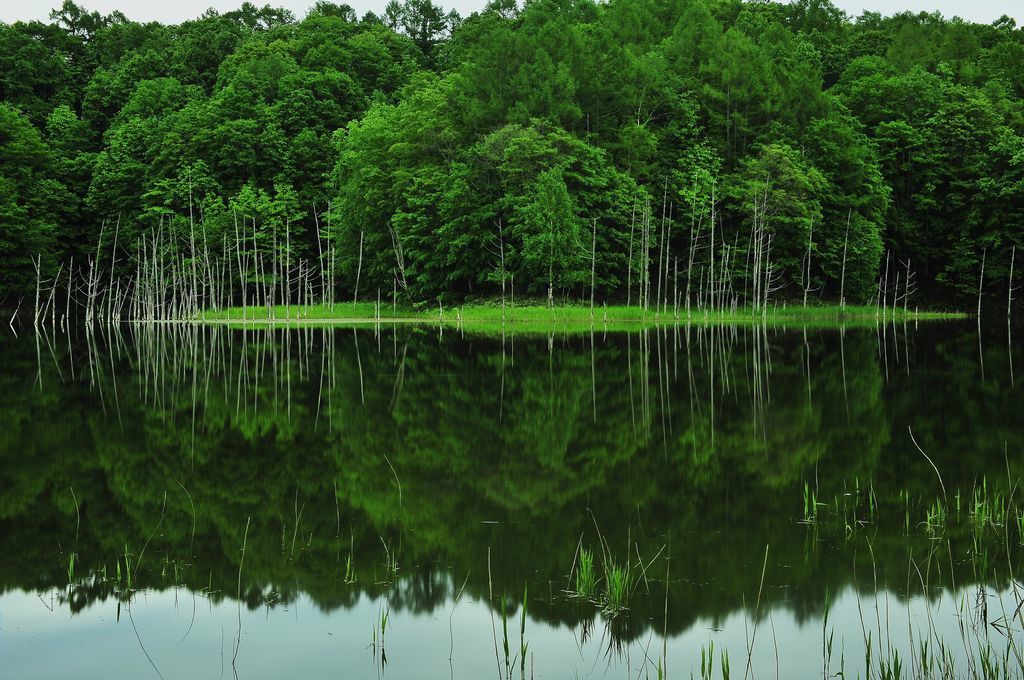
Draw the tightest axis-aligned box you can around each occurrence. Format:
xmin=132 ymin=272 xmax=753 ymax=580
xmin=1 ymin=0 xmax=1022 ymax=310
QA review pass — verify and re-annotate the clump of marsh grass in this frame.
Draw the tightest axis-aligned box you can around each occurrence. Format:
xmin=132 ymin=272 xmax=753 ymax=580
xmin=601 ymin=558 xmax=633 ymax=616
xmin=969 ymin=477 xmax=1008 ymax=536
xmin=371 ymin=604 xmax=389 ymax=670
xmin=519 ymin=583 xmax=528 ymax=679
xmin=802 ymin=482 xmax=818 ymax=524
xmin=568 ymin=528 xmax=636 ymax=616
xmin=901 ymin=489 xmax=911 ymax=534
xmin=573 ymin=548 xmax=596 ymax=600
xmin=589 ymin=520 xmax=636 ymax=617
xmin=159 ymin=556 xmax=186 ymax=586
xmin=496 ymin=585 xmax=530 ymax=680
xmin=500 ymin=592 xmax=511 ymax=679
xmin=699 ymin=641 xmax=730 ymax=680
xmin=342 ymin=530 xmax=356 ymax=583
xmin=117 ymin=544 xmax=134 ymax=592
xmin=924 ymin=499 xmax=946 ymax=536
xmin=377 ymin=538 xmax=398 ymax=585
xmin=878 ymin=649 xmax=902 ymax=680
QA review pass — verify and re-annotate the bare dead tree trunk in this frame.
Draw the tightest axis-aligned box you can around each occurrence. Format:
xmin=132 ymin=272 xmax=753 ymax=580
xmin=234 ymin=212 xmax=246 ymax=321
xmin=353 ymin=230 xmax=364 ymax=306
xmin=388 ymin=224 xmax=409 ymax=298
xmin=202 ymin=206 xmax=212 ymax=316
xmin=709 ymin=182 xmax=716 ymax=312
xmin=328 ymin=202 xmax=335 ymax=310
xmin=643 ymin=199 xmax=651 ymax=313
xmin=497 ymin=220 xmax=506 ymax=322
xmin=107 ymin=214 xmax=120 ymax=323
xmin=66 ymin=258 xmax=72 ymax=327
xmin=839 ymin=210 xmax=850 ymax=309
xmin=803 ymin=218 xmax=813 ymax=308
xmin=285 ymin=217 xmax=291 ymax=319
xmin=977 ymin=247 xmax=986 ymax=317
xmin=627 ymin=201 xmax=636 ymax=308
xmin=663 ymin=202 xmax=673 ymax=314
xmin=892 ymin=269 xmax=899 ymax=317
xmin=44 ymin=262 xmax=63 ymax=327
xmin=9 ymin=296 xmax=23 ymax=328
xmin=548 ymin=217 xmax=555 ymax=308
xmin=904 ymin=258 xmax=911 ymax=314
xmin=673 ymin=256 xmax=679 ymax=318
xmin=882 ymin=250 xmax=891 ymax=319
xmin=590 ymin=217 xmax=597 ymax=318
xmin=188 ymin=180 xmax=198 ymax=318
xmin=33 ymin=255 xmax=41 ymax=327
xmin=1009 ymin=245 xmax=1016 ymax=318
xmin=313 ymin=204 xmax=326 ymax=308
xmin=656 ymin=182 xmax=667 ymax=316
xmin=686 ymin=206 xmax=701 ymax=317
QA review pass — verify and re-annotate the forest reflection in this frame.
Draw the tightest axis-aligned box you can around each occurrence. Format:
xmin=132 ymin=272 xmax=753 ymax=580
xmin=1 ymin=320 xmax=1021 ymax=643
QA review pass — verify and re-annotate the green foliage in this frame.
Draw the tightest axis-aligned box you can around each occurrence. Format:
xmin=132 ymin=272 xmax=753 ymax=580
xmin=0 ymin=104 xmax=72 ymax=295
xmin=728 ymin=142 xmax=829 ymax=291
xmin=1 ymin=0 xmax=1022 ymax=308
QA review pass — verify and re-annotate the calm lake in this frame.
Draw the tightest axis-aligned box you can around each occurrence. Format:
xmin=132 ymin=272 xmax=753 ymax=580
xmin=1 ymin=320 xmax=1022 ymax=679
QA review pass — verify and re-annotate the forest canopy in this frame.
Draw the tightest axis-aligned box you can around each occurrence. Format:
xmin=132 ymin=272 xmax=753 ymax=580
xmin=1 ymin=0 xmax=1022 ymax=308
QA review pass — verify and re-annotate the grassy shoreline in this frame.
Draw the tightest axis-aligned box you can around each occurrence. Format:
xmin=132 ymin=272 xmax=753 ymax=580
xmin=195 ymin=301 xmax=967 ymax=331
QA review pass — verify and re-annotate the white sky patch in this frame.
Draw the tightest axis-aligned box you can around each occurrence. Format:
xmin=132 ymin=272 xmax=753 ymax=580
xmin=1 ymin=0 xmax=1020 ymax=26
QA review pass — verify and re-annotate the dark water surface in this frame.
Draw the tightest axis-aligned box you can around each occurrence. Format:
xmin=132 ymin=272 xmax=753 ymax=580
xmin=1 ymin=320 xmax=1023 ymax=679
